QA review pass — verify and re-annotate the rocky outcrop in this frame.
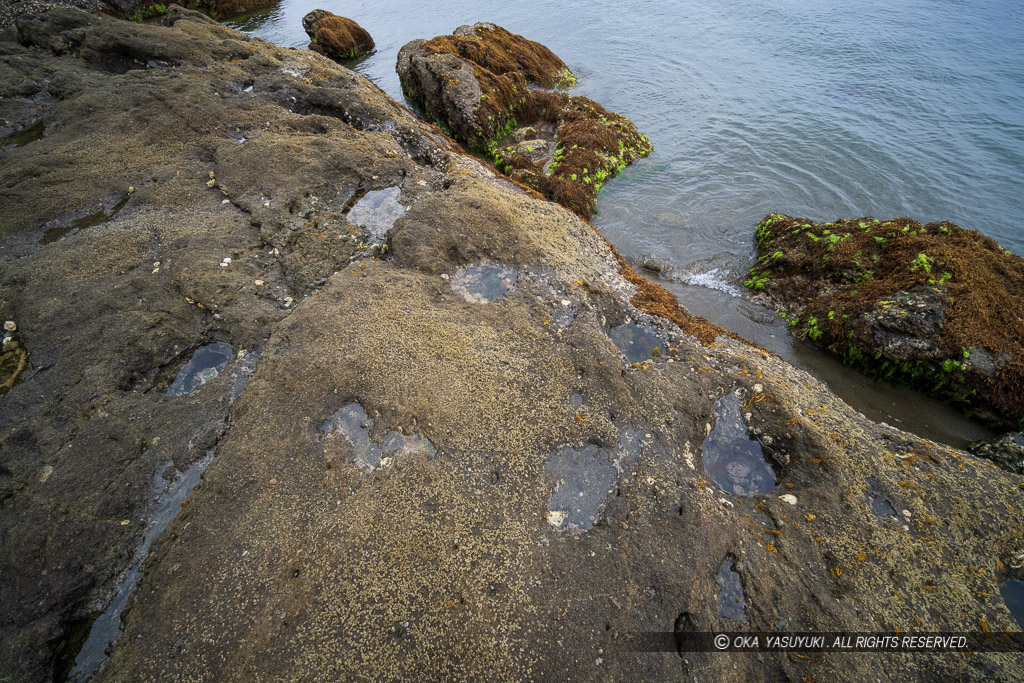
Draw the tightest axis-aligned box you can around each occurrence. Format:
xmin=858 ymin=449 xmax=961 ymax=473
xmin=397 ymin=23 xmax=652 ymax=220
xmin=1 ymin=9 xmax=1023 ymax=682
xmin=113 ymin=0 xmax=279 ymax=22
xmin=747 ymin=213 xmax=1024 ymax=428
xmin=302 ymin=9 xmax=373 ymax=61
xmin=970 ymin=432 xmax=1024 ymax=475
xmin=0 ymin=0 xmax=280 ymax=28
xmin=0 ymin=7 xmax=452 ymax=679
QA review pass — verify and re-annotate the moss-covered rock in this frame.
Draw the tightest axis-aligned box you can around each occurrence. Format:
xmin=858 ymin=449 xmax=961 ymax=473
xmin=397 ymin=23 xmax=652 ymax=220
xmin=302 ymin=9 xmax=373 ymax=61
xmin=748 ymin=213 xmax=1024 ymax=428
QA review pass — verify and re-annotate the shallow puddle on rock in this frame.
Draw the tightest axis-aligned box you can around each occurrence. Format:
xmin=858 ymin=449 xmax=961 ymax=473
xmin=224 ymin=350 xmax=260 ymax=399
xmin=322 ymin=402 xmax=435 ymax=470
xmin=40 ymin=195 xmax=130 ymax=245
xmin=868 ymin=496 xmax=898 ymax=519
xmin=1001 ymin=579 xmax=1024 ymax=627
xmin=702 ymin=393 xmax=776 ymax=496
xmin=545 ymin=444 xmax=618 ymax=531
xmin=608 ymin=322 xmax=663 ymax=363
xmin=345 ymin=186 xmax=406 ymax=238
xmin=716 ymin=558 xmax=748 ymax=623
xmin=166 ymin=342 xmax=233 ymax=396
xmin=452 ymin=263 xmax=517 ymax=304
xmin=553 ymin=301 xmax=574 ymax=329
xmin=67 ymin=452 xmax=215 ymax=682
xmin=1 ymin=119 xmax=45 ymax=148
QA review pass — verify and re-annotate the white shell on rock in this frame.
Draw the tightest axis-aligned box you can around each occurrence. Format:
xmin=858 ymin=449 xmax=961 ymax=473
xmin=545 ymin=510 xmax=566 ymax=527
xmin=779 ymin=494 xmax=798 ymax=505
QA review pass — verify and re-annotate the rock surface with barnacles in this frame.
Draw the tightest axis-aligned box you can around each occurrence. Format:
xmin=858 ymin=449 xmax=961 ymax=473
xmin=1 ymin=9 xmax=1022 ymax=682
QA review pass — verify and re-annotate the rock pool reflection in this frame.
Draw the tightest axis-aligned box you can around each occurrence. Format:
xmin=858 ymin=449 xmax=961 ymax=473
xmin=702 ymin=393 xmax=775 ymax=496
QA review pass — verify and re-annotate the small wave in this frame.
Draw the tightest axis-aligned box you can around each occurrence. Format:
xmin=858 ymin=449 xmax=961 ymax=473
xmin=680 ymin=268 xmax=743 ymax=297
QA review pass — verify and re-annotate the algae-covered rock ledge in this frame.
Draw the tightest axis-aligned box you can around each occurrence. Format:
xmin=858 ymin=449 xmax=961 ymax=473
xmin=747 ymin=213 xmax=1024 ymax=430
xmin=397 ymin=23 xmax=652 ymax=220
xmin=1 ymin=8 xmax=1023 ymax=682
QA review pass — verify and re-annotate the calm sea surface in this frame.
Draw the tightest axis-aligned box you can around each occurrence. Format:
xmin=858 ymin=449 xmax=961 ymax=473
xmin=229 ymin=0 xmax=1024 ymax=445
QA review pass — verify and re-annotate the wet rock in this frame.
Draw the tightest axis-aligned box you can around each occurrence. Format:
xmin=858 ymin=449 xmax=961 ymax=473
xmin=397 ymin=22 xmax=651 ymax=220
xmin=545 ymin=444 xmax=618 ymax=531
xmin=701 ymin=393 xmax=776 ymax=497
xmin=868 ymin=496 xmax=898 ymax=519
xmin=166 ymin=342 xmax=233 ymax=396
xmin=322 ymin=403 xmax=435 ymax=471
xmin=867 ymin=288 xmax=947 ymax=361
xmin=1001 ymin=579 xmax=1024 ymax=628
xmin=512 ymin=139 xmax=551 ymax=162
xmin=302 ymin=9 xmax=374 ymax=61
xmin=639 ymin=253 xmax=674 ymax=275
xmin=451 ymin=263 xmax=516 ymax=304
xmin=104 ymin=0 xmax=279 ymax=23
xmin=968 ymin=432 xmax=1024 ymax=475
xmin=749 ymin=213 xmax=1024 ymax=427
xmin=67 ymin=453 xmax=215 ymax=682
xmin=716 ymin=558 xmax=748 ymax=623
xmin=0 ymin=7 xmax=456 ymax=679
xmin=512 ymin=126 xmax=537 ymax=143
xmin=608 ymin=322 xmax=662 ymax=364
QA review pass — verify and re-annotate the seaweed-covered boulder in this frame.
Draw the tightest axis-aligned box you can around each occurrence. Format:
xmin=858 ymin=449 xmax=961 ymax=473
xmin=302 ymin=9 xmax=373 ymax=60
xmin=969 ymin=432 xmax=1024 ymax=475
xmin=397 ymin=23 xmax=651 ymax=220
xmin=748 ymin=213 xmax=1024 ymax=427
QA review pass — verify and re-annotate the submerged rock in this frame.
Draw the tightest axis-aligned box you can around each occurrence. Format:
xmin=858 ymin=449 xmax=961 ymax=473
xmin=397 ymin=22 xmax=651 ymax=220
xmin=302 ymin=9 xmax=374 ymax=61
xmin=701 ymin=393 xmax=776 ymax=497
xmin=451 ymin=263 xmax=517 ymax=303
xmin=166 ymin=342 xmax=233 ymax=396
xmin=748 ymin=213 xmax=1024 ymax=428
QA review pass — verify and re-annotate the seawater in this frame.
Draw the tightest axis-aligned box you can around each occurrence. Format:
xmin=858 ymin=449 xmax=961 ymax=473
xmin=229 ymin=0 xmax=1022 ymax=445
